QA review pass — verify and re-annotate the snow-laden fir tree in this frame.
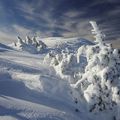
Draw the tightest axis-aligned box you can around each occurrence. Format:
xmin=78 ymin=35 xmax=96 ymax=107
xmin=89 ymin=21 xmax=105 ymax=44
xmin=74 ymin=21 xmax=120 ymax=120
xmin=26 ymin=36 xmax=33 ymax=44
xmin=16 ymin=36 xmax=24 ymax=48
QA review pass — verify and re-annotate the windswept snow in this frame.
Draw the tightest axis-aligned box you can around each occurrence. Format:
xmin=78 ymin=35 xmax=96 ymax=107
xmin=0 ymin=43 xmax=86 ymax=120
xmin=0 ymin=43 xmax=13 ymax=52
xmin=0 ymin=21 xmax=120 ymax=120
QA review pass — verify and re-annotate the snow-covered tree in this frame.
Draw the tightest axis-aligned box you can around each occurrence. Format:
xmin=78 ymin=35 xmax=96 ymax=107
xmin=32 ymin=36 xmax=39 ymax=47
xmin=12 ymin=36 xmax=47 ymax=54
xmin=44 ymin=21 xmax=120 ymax=119
xmin=17 ymin=36 xmax=24 ymax=48
xmin=89 ymin=21 xmax=105 ymax=44
xmin=26 ymin=36 xmax=33 ymax=44
xmin=37 ymin=40 xmax=47 ymax=52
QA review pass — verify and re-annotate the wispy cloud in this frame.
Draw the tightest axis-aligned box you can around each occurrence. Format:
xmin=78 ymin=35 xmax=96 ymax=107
xmin=0 ymin=0 xmax=120 ymax=43
xmin=13 ymin=24 xmax=33 ymax=37
xmin=64 ymin=10 xmax=82 ymax=18
xmin=0 ymin=24 xmax=35 ymax=44
xmin=0 ymin=30 xmax=16 ymax=44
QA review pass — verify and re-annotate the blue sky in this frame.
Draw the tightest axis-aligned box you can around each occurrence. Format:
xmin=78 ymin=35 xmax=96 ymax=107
xmin=0 ymin=0 xmax=120 ymax=43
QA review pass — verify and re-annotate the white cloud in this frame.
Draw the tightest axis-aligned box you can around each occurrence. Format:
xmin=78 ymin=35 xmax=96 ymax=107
xmin=16 ymin=1 xmax=52 ymax=25
xmin=107 ymin=7 xmax=120 ymax=16
xmin=17 ymin=2 xmax=35 ymax=16
xmin=0 ymin=23 xmax=54 ymax=44
xmin=35 ymin=30 xmax=54 ymax=37
xmin=64 ymin=10 xmax=81 ymax=18
xmin=59 ymin=19 xmax=92 ymax=38
xmin=0 ymin=30 xmax=16 ymax=44
xmin=13 ymin=24 xmax=33 ymax=37
xmin=13 ymin=1 xmax=93 ymax=39
xmin=0 ymin=24 xmax=35 ymax=44
xmin=0 ymin=0 xmax=119 ymax=43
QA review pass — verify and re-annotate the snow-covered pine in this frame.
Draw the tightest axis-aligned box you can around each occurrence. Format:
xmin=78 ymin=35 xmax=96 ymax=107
xmin=12 ymin=36 xmax=47 ymax=53
xmin=89 ymin=21 xmax=105 ymax=44
xmin=37 ymin=40 xmax=47 ymax=52
xmin=32 ymin=36 xmax=39 ymax=47
xmin=26 ymin=36 xmax=33 ymax=45
xmin=17 ymin=36 xmax=24 ymax=48
xmin=44 ymin=21 xmax=120 ymax=120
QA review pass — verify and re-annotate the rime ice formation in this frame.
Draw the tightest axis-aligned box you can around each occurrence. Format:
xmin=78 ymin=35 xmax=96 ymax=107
xmin=12 ymin=36 xmax=47 ymax=53
xmin=89 ymin=21 xmax=105 ymax=44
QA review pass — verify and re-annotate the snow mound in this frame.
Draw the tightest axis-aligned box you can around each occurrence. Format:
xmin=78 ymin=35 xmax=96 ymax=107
xmin=11 ymin=36 xmax=47 ymax=54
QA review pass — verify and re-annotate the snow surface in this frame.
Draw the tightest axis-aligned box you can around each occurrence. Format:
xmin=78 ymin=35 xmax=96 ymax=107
xmin=0 ymin=38 xmax=92 ymax=120
xmin=0 ymin=24 xmax=120 ymax=120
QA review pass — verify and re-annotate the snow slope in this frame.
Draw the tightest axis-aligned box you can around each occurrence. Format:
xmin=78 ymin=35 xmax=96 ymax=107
xmin=43 ymin=35 xmax=120 ymax=120
xmin=10 ymin=36 xmax=94 ymax=54
xmin=1 ymin=33 xmax=119 ymax=120
xmin=0 ymin=43 xmax=13 ymax=52
xmin=0 ymin=39 xmax=91 ymax=120
xmin=1 ymin=21 xmax=120 ymax=120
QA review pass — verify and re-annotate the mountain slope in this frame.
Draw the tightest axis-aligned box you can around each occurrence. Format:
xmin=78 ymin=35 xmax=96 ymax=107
xmin=1 ymin=35 xmax=120 ymax=120
xmin=0 ymin=44 xmax=89 ymax=120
